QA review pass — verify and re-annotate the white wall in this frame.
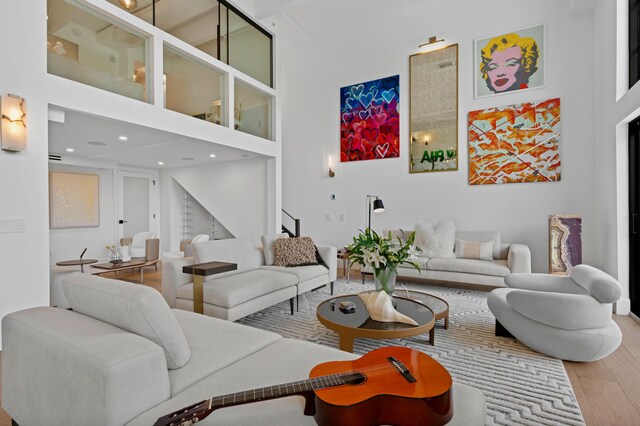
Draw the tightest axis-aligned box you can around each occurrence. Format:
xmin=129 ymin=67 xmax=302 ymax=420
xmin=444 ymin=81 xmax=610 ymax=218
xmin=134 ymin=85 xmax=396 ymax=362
xmin=593 ymin=0 xmax=640 ymax=314
xmin=0 ymin=1 xmax=50 ymax=350
xmin=160 ymin=158 xmax=270 ymax=250
xmin=48 ymin=164 xmax=116 ymax=263
xmin=279 ymin=0 xmax=596 ymax=275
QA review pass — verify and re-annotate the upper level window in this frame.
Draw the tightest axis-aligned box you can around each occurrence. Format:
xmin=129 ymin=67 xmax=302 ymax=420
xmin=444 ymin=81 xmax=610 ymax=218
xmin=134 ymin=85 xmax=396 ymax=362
xmin=47 ymin=0 xmax=150 ymax=102
xmin=109 ymin=0 xmax=273 ymax=88
xmin=630 ymin=0 xmax=640 ymax=88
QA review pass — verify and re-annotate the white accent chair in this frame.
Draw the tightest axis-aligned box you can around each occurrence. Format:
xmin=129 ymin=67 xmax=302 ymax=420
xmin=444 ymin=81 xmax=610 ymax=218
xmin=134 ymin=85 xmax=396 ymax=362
xmin=162 ymin=234 xmax=210 ymax=262
xmin=128 ymin=231 xmax=157 ymax=258
xmin=487 ymin=264 xmax=622 ymax=362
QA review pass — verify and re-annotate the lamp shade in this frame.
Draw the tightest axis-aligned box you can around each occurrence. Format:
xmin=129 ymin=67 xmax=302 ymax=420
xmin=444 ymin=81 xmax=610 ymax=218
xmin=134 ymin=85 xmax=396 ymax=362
xmin=373 ymin=198 xmax=385 ymax=213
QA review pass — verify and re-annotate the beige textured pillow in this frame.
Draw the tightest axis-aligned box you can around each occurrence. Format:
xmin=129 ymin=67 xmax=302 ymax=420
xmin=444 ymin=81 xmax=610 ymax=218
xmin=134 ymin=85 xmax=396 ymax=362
xmin=455 ymin=238 xmax=494 ymax=261
xmin=273 ymin=237 xmax=318 ymax=267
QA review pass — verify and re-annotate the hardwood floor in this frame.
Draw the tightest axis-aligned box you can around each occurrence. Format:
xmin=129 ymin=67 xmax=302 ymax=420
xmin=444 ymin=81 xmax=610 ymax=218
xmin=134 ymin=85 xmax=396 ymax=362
xmin=0 ymin=267 xmax=639 ymax=425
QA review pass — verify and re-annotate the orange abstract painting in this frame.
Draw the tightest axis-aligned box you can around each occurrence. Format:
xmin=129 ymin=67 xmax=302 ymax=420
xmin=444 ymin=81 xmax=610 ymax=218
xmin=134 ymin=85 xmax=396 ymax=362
xmin=468 ymin=98 xmax=561 ymax=185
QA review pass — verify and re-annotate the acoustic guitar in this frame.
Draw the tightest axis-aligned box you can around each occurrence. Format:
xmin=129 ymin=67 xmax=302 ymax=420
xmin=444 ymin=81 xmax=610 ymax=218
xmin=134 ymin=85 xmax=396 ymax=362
xmin=154 ymin=346 xmax=453 ymax=426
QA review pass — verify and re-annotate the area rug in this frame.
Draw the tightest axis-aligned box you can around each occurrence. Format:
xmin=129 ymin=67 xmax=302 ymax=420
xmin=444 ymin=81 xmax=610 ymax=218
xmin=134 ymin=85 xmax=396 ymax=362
xmin=238 ymin=279 xmax=585 ymax=426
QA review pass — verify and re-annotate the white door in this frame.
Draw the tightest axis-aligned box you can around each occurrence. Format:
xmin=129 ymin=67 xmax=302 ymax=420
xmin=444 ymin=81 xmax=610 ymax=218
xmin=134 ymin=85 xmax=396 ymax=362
xmin=117 ymin=171 xmax=156 ymax=239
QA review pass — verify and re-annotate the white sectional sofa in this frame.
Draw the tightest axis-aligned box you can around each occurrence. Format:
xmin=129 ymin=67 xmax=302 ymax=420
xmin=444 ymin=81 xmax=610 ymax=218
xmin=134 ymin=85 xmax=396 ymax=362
xmin=363 ymin=230 xmax=531 ymax=287
xmin=1 ymin=273 xmax=486 ymax=425
xmin=162 ymin=237 xmax=337 ymax=321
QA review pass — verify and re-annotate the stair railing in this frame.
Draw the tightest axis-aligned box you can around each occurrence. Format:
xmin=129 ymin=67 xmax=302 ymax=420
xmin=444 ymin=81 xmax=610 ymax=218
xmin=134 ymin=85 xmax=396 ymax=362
xmin=282 ymin=209 xmax=301 ymax=237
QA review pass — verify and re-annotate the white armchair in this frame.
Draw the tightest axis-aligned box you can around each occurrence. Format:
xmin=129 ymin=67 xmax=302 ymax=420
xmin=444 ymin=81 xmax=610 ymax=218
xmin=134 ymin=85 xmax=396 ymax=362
xmin=487 ymin=265 xmax=622 ymax=362
xmin=129 ymin=231 xmax=157 ymax=258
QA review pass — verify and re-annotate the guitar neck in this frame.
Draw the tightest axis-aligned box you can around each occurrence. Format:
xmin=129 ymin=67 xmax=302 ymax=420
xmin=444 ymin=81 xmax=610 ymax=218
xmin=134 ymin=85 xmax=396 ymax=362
xmin=210 ymin=372 xmax=345 ymax=409
xmin=153 ymin=372 xmax=349 ymax=426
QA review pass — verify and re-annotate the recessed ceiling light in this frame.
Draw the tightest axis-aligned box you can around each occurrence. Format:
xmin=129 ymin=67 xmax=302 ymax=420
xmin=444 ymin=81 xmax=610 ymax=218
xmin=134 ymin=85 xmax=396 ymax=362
xmin=66 ymin=148 xmax=74 ymax=152
xmin=119 ymin=136 xmax=128 ymax=141
xmin=158 ymin=161 xmax=164 ymax=165
xmin=181 ymin=157 xmax=194 ymax=161
xmin=209 ymin=154 xmax=216 ymax=158
xmin=88 ymin=141 xmax=107 ymax=146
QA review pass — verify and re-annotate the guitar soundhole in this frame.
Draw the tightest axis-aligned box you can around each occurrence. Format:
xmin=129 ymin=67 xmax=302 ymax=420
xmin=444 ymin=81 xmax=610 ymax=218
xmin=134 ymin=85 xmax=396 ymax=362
xmin=342 ymin=371 xmax=366 ymax=386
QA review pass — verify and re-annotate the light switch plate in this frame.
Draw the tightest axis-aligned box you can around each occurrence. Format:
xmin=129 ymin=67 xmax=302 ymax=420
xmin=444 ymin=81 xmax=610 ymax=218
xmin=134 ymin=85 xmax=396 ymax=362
xmin=0 ymin=217 xmax=25 ymax=233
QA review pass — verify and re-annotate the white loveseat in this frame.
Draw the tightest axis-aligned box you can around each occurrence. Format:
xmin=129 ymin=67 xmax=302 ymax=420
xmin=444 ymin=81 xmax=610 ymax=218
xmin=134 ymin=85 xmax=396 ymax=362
xmin=363 ymin=230 xmax=531 ymax=288
xmin=1 ymin=274 xmax=486 ymax=425
xmin=162 ymin=237 xmax=337 ymax=321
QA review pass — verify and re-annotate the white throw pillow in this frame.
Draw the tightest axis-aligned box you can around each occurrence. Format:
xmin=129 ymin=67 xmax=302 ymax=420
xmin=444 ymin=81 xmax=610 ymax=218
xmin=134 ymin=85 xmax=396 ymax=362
xmin=261 ymin=233 xmax=289 ymax=266
xmin=415 ymin=220 xmax=455 ymax=258
xmin=454 ymin=238 xmax=494 ymax=261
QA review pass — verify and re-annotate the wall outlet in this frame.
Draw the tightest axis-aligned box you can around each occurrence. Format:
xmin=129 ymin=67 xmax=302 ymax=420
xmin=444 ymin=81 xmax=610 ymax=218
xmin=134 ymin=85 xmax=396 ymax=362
xmin=325 ymin=214 xmax=332 ymax=221
xmin=339 ymin=214 xmax=345 ymax=221
xmin=0 ymin=217 xmax=25 ymax=233
xmin=330 ymin=193 xmax=336 ymax=200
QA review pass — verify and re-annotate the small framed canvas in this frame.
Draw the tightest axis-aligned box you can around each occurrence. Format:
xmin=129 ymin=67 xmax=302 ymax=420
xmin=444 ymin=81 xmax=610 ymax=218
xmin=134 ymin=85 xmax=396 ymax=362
xmin=49 ymin=171 xmax=100 ymax=229
xmin=474 ymin=24 xmax=545 ymax=99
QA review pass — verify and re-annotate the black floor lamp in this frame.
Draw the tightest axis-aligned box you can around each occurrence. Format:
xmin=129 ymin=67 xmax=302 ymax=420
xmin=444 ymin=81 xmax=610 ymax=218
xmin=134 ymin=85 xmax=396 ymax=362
xmin=366 ymin=195 xmax=385 ymax=230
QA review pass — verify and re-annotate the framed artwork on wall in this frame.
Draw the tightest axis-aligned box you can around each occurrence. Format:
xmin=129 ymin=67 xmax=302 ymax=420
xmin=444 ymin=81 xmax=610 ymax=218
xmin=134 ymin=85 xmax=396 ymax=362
xmin=340 ymin=75 xmax=400 ymax=162
xmin=49 ymin=171 xmax=100 ymax=229
xmin=409 ymin=44 xmax=458 ymax=173
xmin=549 ymin=214 xmax=582 ymax=275
xmin=468 ymin=97 xmax=561 ymax=185
xmin=474 ymin=24 xmax=545 ymax=99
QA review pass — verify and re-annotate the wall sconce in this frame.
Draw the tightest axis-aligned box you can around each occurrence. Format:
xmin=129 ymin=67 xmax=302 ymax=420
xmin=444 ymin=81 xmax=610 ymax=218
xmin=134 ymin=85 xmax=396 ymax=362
xmin=328 ymin=154 xmax=335 ymax=177
xmin=419 ymin=36 xmax=445 ymax=48
xmin=1 ymin=94 xmax=27 ymax=152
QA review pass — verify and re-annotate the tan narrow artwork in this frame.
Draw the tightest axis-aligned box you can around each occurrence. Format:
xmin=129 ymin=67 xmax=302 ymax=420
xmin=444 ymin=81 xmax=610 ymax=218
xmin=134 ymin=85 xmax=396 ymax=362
xmin=49 ymin=171 xmax=100 ymax=229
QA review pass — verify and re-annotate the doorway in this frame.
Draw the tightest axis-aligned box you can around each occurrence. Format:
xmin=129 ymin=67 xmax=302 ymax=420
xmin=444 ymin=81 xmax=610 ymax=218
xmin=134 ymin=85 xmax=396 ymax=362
xmin=117 ymin=171 xmax=156 ymax=240
xmin=629 ymin=117 xmax=640 ymax=316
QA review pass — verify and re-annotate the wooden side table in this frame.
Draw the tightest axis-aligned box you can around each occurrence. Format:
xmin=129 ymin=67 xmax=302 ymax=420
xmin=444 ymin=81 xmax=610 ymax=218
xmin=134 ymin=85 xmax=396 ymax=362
xmin=183 ymin=261 xmax=237 ymax=314
xmin=337 ymin=249 xmax=351 ymax=282
xmin=56 ymin=259 xmax=98 ymax=273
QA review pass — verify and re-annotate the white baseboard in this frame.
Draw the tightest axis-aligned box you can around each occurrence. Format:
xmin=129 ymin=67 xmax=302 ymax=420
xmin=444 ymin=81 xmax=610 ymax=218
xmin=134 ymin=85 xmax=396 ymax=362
xmin=615 ymin=298 xmax=631 ymax=315
xmin=632 ymin=312 xmax=640 ymax=324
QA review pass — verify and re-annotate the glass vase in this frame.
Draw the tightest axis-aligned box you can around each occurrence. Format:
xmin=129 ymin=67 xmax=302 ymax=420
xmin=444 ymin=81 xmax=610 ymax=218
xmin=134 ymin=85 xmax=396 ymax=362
xmin=374 ymin=268 xmax=397 ymax=295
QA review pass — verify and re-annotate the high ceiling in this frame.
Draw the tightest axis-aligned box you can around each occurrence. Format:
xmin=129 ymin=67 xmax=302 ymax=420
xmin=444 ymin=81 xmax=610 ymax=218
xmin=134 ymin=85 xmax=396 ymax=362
xmin=48 ymin=108 xmax=260 ymax=169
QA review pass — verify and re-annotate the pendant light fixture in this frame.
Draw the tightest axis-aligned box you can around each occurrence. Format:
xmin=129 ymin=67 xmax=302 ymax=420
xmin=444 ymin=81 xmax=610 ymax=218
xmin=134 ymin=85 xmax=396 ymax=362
xmin=119 ymin=0 xmax=138 ymax=11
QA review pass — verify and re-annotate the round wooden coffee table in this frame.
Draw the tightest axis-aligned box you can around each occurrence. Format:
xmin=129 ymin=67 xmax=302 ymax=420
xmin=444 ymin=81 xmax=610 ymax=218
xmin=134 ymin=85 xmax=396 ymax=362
xmin=317 ymin=294 xmax=435 ymax=352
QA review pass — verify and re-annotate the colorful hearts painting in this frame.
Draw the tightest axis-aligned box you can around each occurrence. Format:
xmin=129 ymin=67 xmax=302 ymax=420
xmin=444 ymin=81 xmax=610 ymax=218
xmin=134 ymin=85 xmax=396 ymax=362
xmin=340 ymin=75 xmax=400 ymax=162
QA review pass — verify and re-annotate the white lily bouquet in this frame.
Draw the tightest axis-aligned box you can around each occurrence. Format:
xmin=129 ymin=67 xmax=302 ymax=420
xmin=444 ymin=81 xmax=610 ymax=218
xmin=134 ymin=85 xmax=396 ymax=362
xmin=347 ymin=228 xmax=421 ymax=294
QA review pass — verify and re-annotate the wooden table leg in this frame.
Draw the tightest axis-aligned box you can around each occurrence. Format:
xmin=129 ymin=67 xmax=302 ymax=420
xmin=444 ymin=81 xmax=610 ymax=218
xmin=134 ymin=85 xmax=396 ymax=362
xmin=338 ymin=334 xmax=355 ymax=353
xmin=444 ymin=315 xmax=449 ymax=330
xmin=193 ymin=275 xmax=204 ymax=314
xmin=429 ymin=327 xmax=435 ymax=346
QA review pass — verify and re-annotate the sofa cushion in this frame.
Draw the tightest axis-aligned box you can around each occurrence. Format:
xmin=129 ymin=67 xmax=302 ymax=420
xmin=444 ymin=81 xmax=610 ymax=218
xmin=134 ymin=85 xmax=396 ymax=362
xmin=427 ymin=258 xmax=509 ymax=277
xmin=193 ymin=238 xmax=260 ymax=272
xmin=168 ymin=309 xmax=282 ymax=396
xmin=261 ymin=233 xmax=289 ymax=266
xmin=260 ymin=264 xmax=328 ymax=282
xmin=456 ymin=231 xmax=501 ymax=260
xmin=570 ymin=264 xmax=621 ymax=304
xmin=176 ymin=269 xmax=299 ymax=308
xmin=415 ymin=220 xmax=455 ymax=258
xmin=273 ymin=237 xmax=318 ymax=267
xmin=62 ymin=273 xmax=191 ymax=369
xmin=455 ymin=238 xmax=493 ymax=261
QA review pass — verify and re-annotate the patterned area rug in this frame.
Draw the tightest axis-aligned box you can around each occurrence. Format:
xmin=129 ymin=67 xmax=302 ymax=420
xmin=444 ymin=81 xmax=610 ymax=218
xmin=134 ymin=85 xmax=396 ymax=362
xmin=238 ymin=279 xmax=585 ymax=426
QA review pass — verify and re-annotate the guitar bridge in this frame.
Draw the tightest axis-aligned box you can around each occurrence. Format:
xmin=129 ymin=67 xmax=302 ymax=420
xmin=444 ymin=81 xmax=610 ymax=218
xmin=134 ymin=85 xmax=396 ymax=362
xmin=387 ymin=357 xmax=417 ymax=383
